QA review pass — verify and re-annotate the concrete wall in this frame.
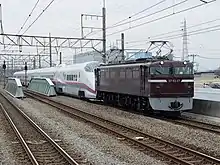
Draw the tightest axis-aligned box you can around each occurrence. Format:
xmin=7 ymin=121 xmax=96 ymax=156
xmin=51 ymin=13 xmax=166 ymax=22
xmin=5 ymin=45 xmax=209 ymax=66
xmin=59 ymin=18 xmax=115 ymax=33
xmin=191 ymin=99 xmax=220 ymax=118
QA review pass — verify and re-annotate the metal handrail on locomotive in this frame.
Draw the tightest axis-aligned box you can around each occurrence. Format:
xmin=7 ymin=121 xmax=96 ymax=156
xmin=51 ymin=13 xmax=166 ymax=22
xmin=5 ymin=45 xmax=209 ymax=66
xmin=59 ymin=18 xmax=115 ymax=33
xmin=95 ymin=59 xmax=194 ymax=113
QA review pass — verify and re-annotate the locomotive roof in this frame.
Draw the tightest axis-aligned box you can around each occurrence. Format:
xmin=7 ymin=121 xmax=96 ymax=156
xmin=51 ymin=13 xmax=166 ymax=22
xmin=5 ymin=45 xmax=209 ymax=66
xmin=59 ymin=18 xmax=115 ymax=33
xmin=98 ymin=60 xmax=193 ymax=69
xmin=13 ymin=61 xmax=100 ymax=75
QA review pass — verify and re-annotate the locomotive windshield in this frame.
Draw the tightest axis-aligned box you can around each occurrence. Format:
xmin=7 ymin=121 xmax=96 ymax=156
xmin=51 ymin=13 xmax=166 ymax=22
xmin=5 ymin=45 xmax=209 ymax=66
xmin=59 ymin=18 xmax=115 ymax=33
xmin=150 ymin=66 xmax=193 ymax=75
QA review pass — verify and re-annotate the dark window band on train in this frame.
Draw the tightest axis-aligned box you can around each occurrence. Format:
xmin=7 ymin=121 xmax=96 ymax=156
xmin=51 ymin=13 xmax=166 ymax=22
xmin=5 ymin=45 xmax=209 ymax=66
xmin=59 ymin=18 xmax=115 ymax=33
xmin=67 ymin=74 xmax=78 ymax=81
xmin=150 ymin=66 xmax=193 ymax=75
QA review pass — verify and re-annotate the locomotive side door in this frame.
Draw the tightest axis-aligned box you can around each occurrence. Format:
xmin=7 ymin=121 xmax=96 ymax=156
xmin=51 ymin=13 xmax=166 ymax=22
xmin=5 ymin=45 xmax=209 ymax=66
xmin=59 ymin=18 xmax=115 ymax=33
xmin=140 ymin=65 xmax=146 ymax=96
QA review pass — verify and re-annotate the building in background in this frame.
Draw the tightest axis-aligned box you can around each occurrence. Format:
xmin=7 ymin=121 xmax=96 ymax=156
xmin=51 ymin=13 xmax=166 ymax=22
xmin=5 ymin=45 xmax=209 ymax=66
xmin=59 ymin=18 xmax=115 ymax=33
xmin=70 ymin=47 xmax=154 ymax=64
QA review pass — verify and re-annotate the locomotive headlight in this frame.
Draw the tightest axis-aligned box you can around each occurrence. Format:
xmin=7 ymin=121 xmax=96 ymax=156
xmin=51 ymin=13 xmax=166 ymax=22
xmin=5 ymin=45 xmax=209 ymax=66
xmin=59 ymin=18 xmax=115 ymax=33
xmin=160 ymin=61 xmax=164 ymax=65
xmin=183 ymin=61 xmax=187 ymax=65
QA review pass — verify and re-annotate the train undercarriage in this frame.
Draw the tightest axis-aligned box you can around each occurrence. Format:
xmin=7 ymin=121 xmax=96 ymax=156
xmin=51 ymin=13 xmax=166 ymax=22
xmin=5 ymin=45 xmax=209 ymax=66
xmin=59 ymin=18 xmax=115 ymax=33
xmin=96 ymin=91 xmax=185 ymax=117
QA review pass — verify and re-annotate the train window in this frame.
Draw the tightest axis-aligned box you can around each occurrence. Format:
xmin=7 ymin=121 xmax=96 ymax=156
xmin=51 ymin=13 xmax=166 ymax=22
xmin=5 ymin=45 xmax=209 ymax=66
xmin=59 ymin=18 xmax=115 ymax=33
xmin=110 ymin=71 xmax=115 ymax=78
xmin=133 ymin=70 xmax=139 ymax=78
xmin=73 ymin=75 xmax=77 ymax=81
xmin=150 ymin=66 xmax=193 ymax=75
xmin=67 ymin=75 xmax=74 ymax=81
xmin=126 ymin=69 xmax=132 ymax=79
xmin=105 ymin=69 xmax=109 ymax=78
xmin=174 ymin=67 xmax=193 ymax=75
xmin=120 ymin=71 xmax=125 ymax=78
xmin=150 ymin=67 xmax=169 ymax=75
xmin=101 ymin=71 xmax=105 ymax=77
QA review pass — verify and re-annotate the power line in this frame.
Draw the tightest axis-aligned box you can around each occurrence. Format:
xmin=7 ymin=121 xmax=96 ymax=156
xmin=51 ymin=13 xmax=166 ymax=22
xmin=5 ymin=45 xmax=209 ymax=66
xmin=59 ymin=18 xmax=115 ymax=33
xmin=127 ymin=17 xmax=220 ymax=44
xmin=197 ymin=55 xmax=220 ymax=59
xmin=112 ymin=0 xmax=167 ymax=26
xmin=18 ymin=0 xmax=40 ymax=34
xmin=85 ymin=0 xmax=189 ymax=48
xmin=165 ymin=25 xmax=220 ymax=40
xmin=4 ymin=0 xmax=40 ymax=51
xmin=85 ymin=0 xmax=170 ymax=38
xmin=22 ymin=0 xmax=56 ymax=35
xmin=126 ymin=24 xmax=220 ymax=48
xmin=107 ymin=0 xmax=216 ymax=37
xmin=107 ymin=0 xmax=188 ymax=29
xmin=152 ymin=23 xmax=220 ymax=40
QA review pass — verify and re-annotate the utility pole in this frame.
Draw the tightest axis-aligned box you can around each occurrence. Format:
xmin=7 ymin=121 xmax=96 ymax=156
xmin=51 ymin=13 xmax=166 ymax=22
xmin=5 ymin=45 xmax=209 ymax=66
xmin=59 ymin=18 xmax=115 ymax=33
xmin=121 ymin=33 xmax=125 ymax=61
xmin=49 ymin=33 xmax=52 ymax=67
xmin=3 ymin=60 xmax=6 ymax=89
xmin=37 ymin=45 xmax=41 ymax=68
xmin=33 ymin=57 xmax=36 ymax=69
xmin=24 ymin=62 xmax=27 ymax=87
xmin=102 ymin=0 xmax=106 ymax=63
xmin=188 ymin=54 xmax=198 ymax=71
xmin=0 ymin=4 xmax=5 ymax=49
xmin=11 ymin=59 xmax=13 ymax=71
xmin=188 ymin=54 xmax=198 ymax=63
xmin=73 ymin=48 xmax=77 ymax=64
xmin=182 ymin=18 xmax=188 ymax=61
xmin=59 ymin=52 xmax=62 ymax=64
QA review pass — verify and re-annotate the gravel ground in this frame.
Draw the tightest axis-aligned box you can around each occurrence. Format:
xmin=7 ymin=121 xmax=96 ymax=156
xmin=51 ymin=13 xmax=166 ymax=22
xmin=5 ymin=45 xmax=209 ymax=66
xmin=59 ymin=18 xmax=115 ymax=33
xmin=52 ymin=95 xmax=220 ymax=159
xmin=4 ymin=93 xmax=167 ymax=165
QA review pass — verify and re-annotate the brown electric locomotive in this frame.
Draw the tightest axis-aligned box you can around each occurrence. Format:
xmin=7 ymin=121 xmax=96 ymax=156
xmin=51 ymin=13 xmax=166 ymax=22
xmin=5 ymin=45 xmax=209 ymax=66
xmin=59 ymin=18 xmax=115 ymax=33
xmin=95 ymin=58 xmax=194 ymax=116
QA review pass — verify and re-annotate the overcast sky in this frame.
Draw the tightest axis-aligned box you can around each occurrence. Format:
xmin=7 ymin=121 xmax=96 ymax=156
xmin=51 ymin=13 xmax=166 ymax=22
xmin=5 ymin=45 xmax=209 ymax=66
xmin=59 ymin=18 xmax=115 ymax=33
xmin=1 ymin=0 xmax=220 ymax=71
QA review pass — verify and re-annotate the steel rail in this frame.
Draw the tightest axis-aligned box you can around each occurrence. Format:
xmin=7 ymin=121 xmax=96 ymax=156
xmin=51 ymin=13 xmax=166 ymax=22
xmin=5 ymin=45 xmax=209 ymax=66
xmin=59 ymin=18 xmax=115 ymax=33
xmin=25 ymin=91 xmax=220 ymax=165
xmin=167 ymin=118 xmax=220 ymax=135
xmin=0 ymin=103 xmax=39 ymax=165
xmin=0 ymin=92 xmax=79 ymax=165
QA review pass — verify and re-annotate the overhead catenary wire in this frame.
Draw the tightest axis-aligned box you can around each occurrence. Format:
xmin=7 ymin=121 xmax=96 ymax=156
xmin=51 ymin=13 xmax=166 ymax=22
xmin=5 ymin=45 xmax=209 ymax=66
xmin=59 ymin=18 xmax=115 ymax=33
xmin=107 ymin=0 xmax=216 ymax=37
xmin=126 ymin=17 xmax=220 ymax=44
xmin=112 ymin=0 xmax=167 ymax=26
xmin=176 ymin=55 xmax=220 ymax=60
xmin=107 ymin=0 xmax=188 ymax=29
xmin=151 ymin=23 xmax=220 ymax=40
xmin=85 ymin=0 xmax=170 ymax=38
xmin=4 ymin=0 xmax=40 ymax=51
xmin=167 ymin=26 xmax=220 ymax=40
xmin=22 ymin=0 xmax=56 ymax=35
xmin=127 ymin=23 xmax=220 ymax=48
xmin=18 ymin=0 xmax=40 ymax=34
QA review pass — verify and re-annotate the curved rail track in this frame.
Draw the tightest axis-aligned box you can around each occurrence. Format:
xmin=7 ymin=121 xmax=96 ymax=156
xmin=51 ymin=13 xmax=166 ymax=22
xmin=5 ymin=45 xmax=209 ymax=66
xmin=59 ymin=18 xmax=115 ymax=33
xmin=25 ymin=90 xmax=220 ymax=165
xmin=0 ymin=92 xmax=79 ymax=165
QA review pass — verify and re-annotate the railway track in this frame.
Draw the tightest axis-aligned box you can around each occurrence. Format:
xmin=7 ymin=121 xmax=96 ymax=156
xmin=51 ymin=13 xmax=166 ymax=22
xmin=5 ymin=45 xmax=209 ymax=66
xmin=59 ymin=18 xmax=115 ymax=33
xmin=25 ymin=90 xmax=220 ymax=165
xmin=90 ymin=98 xmax=220 ymax=135
xmin=165 ymin=117 xmax=220 ymax=135
xmin=0 ymin=92 xmax=79 ymax=165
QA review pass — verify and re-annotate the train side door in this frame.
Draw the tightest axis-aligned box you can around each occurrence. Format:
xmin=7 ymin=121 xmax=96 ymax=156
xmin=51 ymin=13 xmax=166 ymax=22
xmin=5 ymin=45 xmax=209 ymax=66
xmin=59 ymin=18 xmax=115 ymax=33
xmin=140 ymin=65 xmax=146 ymax=96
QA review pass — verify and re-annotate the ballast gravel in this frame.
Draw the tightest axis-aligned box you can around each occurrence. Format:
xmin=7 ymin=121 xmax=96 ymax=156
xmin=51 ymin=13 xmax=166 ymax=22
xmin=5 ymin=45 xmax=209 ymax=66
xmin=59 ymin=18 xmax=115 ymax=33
xmin=6 ymin=94 xmax=167 ymax=165
xmin=0 ymin=107 xmax=18 ymax=165
xmin=0 ymin=99 xmax=31 ymax=165
xmin=52 ymin=95 xmax=220 ymax=159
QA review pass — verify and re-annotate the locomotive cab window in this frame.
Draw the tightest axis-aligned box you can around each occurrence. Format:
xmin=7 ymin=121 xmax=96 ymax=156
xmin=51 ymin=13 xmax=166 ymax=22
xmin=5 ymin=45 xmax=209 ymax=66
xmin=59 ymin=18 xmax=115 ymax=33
xmin=150 ymin=66 xmax=193 ymax=75
xmin=174 ymin=66 xmax=193 ymax=75
xmin=150 ymin=67 xmax=169 ymax=75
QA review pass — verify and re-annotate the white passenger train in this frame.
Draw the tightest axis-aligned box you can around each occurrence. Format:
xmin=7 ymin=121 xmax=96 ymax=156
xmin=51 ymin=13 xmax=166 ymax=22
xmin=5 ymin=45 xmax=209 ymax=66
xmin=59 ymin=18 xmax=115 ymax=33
xmin=13 ymin=61 xmax=100 ymax=99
